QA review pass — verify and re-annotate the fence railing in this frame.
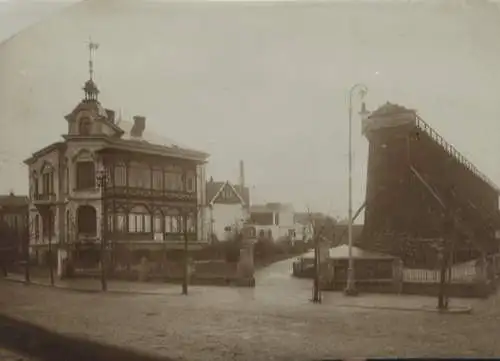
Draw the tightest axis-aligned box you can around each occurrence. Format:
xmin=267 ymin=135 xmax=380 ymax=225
xmin=403 ymin=260 xmax=478 ymax=284
xmin=415 ymin=115 xmax=500 ymax=193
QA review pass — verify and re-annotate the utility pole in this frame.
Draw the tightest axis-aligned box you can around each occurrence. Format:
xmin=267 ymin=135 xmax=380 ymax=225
xmin=312 ymin=219 xmax=322 ymax=303
xmin=47 ymin=209 xmax=54 ymax=286
xmin=24 ymin=213 xmax=31 ymax=283
xmin=437 ymin=242 xmax=446 ymax=310
xmin=96 ymin=166 xmax=109 ymax=292
xmin=345 ymin=83 xmax=368 ymax=297
xmin=182 ymin=213 xmax=189 ymax=295
xmin=438 ymin=214 xmax=453 ymax=310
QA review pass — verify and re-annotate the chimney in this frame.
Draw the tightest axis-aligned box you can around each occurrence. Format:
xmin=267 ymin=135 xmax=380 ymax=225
xmin=131 ymin=115 xmax=146 ymax=137
xmin=239 ymin=160 xmax=245 ymax=190
xmin=105 ymin=109 xmax=116 ymax=124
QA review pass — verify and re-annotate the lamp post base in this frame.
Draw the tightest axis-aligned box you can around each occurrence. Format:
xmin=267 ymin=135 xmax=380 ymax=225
xmin=344 ymin=286 xmax=359 ymax=296
xmin=344 ymin=267 xmax=358 ymax=296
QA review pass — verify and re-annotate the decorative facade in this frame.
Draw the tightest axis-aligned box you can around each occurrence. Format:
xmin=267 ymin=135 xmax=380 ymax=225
xmin=24 ymin=76 xmax=209 ymax=275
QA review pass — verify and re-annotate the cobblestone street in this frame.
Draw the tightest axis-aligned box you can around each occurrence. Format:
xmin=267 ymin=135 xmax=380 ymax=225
xmin=1 ymin=259 xmax=499 ymax=360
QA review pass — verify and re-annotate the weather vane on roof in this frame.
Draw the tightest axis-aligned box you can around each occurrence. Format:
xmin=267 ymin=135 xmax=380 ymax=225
xmin=87 ymin=36 xmax=99 ymax=81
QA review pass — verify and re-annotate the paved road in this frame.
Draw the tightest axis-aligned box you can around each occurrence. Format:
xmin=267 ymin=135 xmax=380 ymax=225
xmin=1 ymin=256 xmax=496 ymax=360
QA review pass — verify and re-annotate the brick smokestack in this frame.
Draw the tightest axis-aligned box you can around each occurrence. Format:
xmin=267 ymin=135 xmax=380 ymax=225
xmin=239 ymin=160 xmax=245 ymax=190
xmin=131 ymin=116 xmax=146 ymax=137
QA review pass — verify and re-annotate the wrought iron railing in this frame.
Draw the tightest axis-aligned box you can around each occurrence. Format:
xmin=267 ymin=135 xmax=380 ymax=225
xmin=34 ymin=193 xmax=56 ymax=202
xmin=415 ymin=115 xmax=500 ymax=193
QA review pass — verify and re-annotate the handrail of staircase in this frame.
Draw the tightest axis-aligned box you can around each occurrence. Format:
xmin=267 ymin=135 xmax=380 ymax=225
xmin=415 ymin=115 xmax=500 ymax=194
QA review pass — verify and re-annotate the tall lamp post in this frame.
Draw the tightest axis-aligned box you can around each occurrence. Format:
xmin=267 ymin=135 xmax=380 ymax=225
xmin=182 ymin=214 xmax=189 ymax=295
xmin=345 ymin=83 xmax=368 ymax=296
xmin=96 ymin=166 xmax=110 ymax=292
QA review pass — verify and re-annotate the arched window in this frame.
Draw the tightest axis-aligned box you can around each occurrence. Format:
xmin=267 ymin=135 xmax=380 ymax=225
xmin=40 ymin=163 xmax=54 ymax=196
xmin=113 ymin=210 xmax=126 ymax=233
xmin=77 ymin=205 xmax=97 ymax=235
xmin=78 ymin=117 xmax=92 ymax=135
xmin=164 ymin=209 xmax=180 ymax=233
xmin=34 ymin=214 xmax=40 ymax=242
xmin=185 ymin=171 xmax=196 ymax=193
xmin=152 ymin=168 xmax=163 ymax=190
xmin=42 ymin=210 xmax=56 ymax=240
xmin=164 ymin=165 xmax=183 ymax=191
xmin=153 ymin=211 xmax=163 ymax=234
xmin=186 ymin=212 xmax=196 ymax=233
xmin=114 ymin=162 xmax=127 ymax=187
xmin=66 ymin=210 xmax=70 ymax=243
xmin=76 ymin=161 xmax=95 ymax=189
xmin=65 ymin=165 xmax=70 ymax=193
xmin=31 ymin=171 xmax=38 ymax=198
xmin=128 ymin=162 xmax=151 ymax=189
xmin=128 ymin=205 xmax=151 ymax=233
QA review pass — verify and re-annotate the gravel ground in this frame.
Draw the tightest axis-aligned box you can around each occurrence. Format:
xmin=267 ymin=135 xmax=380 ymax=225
xmin=0 ymin=259 xmax=498 ymax=360
xmin=0 ymin=281 xmax=498 ymax=360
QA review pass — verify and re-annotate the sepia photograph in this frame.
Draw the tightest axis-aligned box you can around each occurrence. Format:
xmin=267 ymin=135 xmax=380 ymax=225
xmin=0 ymin=0 xmax=500 ymax=360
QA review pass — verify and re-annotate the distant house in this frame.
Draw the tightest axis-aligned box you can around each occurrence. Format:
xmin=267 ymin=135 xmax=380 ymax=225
xmin=294 ymin=212 xmax=336 ymax=243
xmin=292 ymin=212 xmax=316 ymax=242
xmin=0 ymin=192 xmax=29 ymax=261
xmin=249 ymin=202 xmax=297 ymax=242
xmin=205 ymin=161 xmax=250 ymax=242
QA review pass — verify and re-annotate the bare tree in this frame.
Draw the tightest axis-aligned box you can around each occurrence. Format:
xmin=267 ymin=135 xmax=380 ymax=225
xmin=306 ymin=206 xmax=330 ymax=304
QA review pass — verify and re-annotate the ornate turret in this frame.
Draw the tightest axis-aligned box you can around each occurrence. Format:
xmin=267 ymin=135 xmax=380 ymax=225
xmin=83 ymin=79 xmax=99 ymax=101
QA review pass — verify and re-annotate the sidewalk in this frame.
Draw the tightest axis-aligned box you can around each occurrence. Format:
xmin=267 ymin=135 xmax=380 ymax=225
xmin=0 ymin=280 xmax=493 ymax=360
xmin=3 ymin=273 xmax=179 ymax=296
xmin=2 ymin=273 xmax=474 ymax=314
xmin=322 ymin=292 xmax=473 ymax=314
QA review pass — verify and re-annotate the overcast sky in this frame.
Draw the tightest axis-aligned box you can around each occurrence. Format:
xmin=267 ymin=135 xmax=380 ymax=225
xmin=1 ymin=0 xmax=500 ymax=220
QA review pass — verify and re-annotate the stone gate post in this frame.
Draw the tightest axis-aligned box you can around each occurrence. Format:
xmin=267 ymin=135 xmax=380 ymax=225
xmin=392 ymin=258 xmax=403 ymax=294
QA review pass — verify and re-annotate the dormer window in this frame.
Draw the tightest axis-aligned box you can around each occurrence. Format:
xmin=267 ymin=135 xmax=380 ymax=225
xmin=79 ymin=117 xmax=92 ymax=135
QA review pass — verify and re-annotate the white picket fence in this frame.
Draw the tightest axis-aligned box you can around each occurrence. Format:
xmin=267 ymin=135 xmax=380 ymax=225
xmin=403 ymin=260 xmax=478 ymax=284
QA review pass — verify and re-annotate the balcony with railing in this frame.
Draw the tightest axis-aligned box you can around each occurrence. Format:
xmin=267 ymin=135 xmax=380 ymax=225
xmin=105 ymin=186 xmax=196 ymax=202
xmin=33 ymin=193 xmax=57 ymax=204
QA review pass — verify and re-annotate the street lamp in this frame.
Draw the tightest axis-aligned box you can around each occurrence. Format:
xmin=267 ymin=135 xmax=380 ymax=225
xmin=96 ymin=165 xmax=110 ymax=291
xmin=345 ymin=83 xmax=368 ymax=296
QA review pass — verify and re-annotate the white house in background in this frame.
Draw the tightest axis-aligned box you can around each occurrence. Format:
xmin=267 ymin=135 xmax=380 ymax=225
xmin=292 ymin=213 xmax=315 ymax=242
xmin=205 ymin=161 xmax=250 ymax=242
xmin=249 ymin=202 xmax=297 ymax=242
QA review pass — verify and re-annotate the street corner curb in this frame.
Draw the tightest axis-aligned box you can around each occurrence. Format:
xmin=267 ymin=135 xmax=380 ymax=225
xmin=421 ymin=305 xmax=473 ymax=315
xmin=105 ymin=289 xmax=165 ymax=296
xmin=336 ymin=302 xmax=473 ymax=314
xmin=2 ymin=277 xmax=26 ymax=285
